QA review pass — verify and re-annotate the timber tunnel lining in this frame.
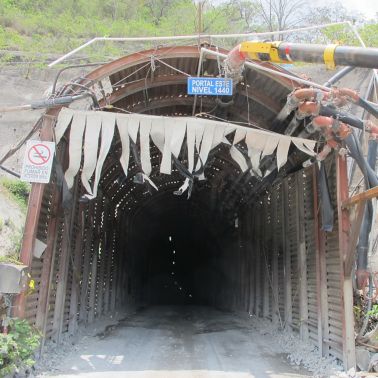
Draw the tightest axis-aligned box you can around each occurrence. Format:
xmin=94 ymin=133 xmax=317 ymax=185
xmin=18 ymin=45 xmax=348 ymax=367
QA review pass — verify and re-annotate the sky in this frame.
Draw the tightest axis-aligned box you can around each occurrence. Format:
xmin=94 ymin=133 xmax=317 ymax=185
xmin=214 ymin=0 xmax=378 ymax=20
xmin=317 ymin=0 xmax=378 ymax=19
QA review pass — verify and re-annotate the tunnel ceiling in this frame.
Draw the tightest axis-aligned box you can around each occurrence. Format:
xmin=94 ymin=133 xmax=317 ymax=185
xmin=54 ymin=45 xmax=310 ymax=228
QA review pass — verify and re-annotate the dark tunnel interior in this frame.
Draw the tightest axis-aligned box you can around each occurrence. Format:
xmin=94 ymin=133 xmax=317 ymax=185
xmin=119 ymin=194 xmax=239 ymax=309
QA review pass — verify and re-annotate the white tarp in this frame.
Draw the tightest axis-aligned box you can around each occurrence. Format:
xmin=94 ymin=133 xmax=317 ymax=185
xmin=54 ymin=108 xmax=317 ymax=199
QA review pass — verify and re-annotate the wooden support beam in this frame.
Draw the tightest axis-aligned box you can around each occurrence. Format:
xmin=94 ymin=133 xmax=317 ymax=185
xmin=51 ymin=215 xmax=71 ymax=343
xmin=248 ymin=211 xmax=255 ymax=315
xmin=262 ymin=200 xmax=270 ymax=319
xmin=344 ymin=201 xmax=366 ymax=276
xmin=313 ymin=165 xmax=330 ymax=357
xmin=87 ymin=250 xmax=98 ymax=324
xmin=336 ymin=155 xmax=356 ymax=370
xmin=282 ymin=179 xmax=292 ymax=328
xmin=341 ymin=185 xmax=377 ymax=276
xmin=79 ymin=206 xmax=95 ymax=323
xmin=97 ymin=201 xmax=110 ymax=317
xmin=14 ymin=115 xmax=55 ymax=318
xmin=296 ymin=173 xmax=309 ymax=341
xmin=35 ymin=182 xmax=60 ymax=332
xmin=52 ymin=166 xmax=82 ymax=343
xmin=88 ymin=200 xmax=103 ymax=324
xmin=254 ymin=208 xmax=261 ymax=316
xmin=272 ymin=190 xmax=280 ymax=326
xmin=68 ymin=202 xmax=85 ymax=335
xmin=342 ymin=186 xmax=378 ymax=208
xmin=104 ymin=225 xmax=112 ymax=314
xmin=110 ymin=228 xmax=118 ymax=313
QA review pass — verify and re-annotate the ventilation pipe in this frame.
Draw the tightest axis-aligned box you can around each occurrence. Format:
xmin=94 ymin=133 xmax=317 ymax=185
xmin=237 ymin=41 xmax=378 ymax=69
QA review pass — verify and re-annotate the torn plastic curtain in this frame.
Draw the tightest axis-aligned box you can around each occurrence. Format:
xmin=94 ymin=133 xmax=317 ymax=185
xmin=54 ymin=108 xmax=317 ymax=199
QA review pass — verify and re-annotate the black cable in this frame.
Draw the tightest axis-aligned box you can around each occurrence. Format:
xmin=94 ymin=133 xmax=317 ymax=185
xmin=319 ymin=105 xmax=364 ymax=130
xmin=358 ymin=98 xmax=378 ymax=119
xmin=0 ymin=165 xmax=20 ymax=178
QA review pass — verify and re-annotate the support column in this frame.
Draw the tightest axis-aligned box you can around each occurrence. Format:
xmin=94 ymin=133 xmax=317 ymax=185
xmin=14 ymin=115 xmax=56 ymax=318
xmin=313 ymin=165 xmax=330 ymax=356
xmin=282 ymin=180 xmax=292 ymax=328
xmin=336 ymin=155 xmax=356 ymax=369
xmin=296 ymin=173 xmax=309 ymax=340
xmin=262 ymin=201 xmax=270 ymax=318
xmin=79 ymin=205 xmax=95 ymax=323
xmin=254 ymin=207 xmax=261 ymax=316
xmin=272 ymin=191 xmax=280 ymax=326
xmin=68 ymin=202 xmax=85 ymax=335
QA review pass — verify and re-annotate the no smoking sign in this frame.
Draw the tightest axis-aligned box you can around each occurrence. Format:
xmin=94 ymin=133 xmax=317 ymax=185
xmin=21 ymin=140 xmax=55 ymax=183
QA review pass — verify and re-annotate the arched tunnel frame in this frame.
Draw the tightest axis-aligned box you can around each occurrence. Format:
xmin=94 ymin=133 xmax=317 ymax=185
xmin=15 ymin=45 xmax=356 ymax=369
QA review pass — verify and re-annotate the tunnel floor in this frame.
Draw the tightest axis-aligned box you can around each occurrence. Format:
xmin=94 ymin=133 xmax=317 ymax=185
xmin=37 ymin=306 xmax=311 ymax=378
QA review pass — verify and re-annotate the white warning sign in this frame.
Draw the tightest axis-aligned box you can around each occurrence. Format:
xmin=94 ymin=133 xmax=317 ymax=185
xmin=21 ymin=140 xmax=55 ymax=183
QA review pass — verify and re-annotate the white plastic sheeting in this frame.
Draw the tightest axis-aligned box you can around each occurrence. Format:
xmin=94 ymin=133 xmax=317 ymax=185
xmin=54 ymin=108 xmax=316 ymax=199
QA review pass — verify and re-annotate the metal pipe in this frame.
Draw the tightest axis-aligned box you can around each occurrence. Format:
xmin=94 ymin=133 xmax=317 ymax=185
xmin=348 ymin=22 xmax=378 ymax=82
xmin=0 ymin=93 xmax=100 ymax=114
xmin=51 ymin=62 xmax=109 ymax=95
xmin=323 ymin=66 xmax=355 ymax=88
xmin=48 ymin=21 xmax=351 ymax=67
xmin=275 ymin=43 xmax=378 ymax=69
xmin=200 ymin=47 xmax=332 ymax=92
xmin=194 ymin=48 xmax=376 ymax=111
xmin=31 ymin=92 xmax=99 ymax=110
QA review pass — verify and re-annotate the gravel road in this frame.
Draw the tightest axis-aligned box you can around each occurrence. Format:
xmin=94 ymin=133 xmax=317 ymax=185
xmin=37 ymin=305 xmax=312 ymax=378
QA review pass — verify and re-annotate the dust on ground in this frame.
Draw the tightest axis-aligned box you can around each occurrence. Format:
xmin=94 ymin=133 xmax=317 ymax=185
xmin=34 ymin=305 xmax=345 ymax=378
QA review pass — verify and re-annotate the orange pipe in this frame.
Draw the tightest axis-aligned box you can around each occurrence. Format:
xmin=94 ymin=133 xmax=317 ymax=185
xmin=313 ymin=116 xmax=352 ymax=140
xmin=334 ymin=88 xmax=360 ymax=102
xmin=297 ymin=101 xmax=320 ymax=117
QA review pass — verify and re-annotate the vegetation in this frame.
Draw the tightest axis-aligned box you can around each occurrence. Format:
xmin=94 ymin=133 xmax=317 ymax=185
xmin=0 ymin=253 xmax=22 ymax=265
xmin=0 ymin=178 xmax=30 ymax=211
xmin=0 ymin=319 xmax=41 ymax=376
xmin=0 ymin=0 xmax=377 ymax=65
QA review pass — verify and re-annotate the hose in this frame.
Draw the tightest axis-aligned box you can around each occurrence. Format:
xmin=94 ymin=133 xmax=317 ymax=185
xmin=352 ymin=137 xmax=378 ymax=284
xmin=319 ymin=105 xmax=364 ymax=130
xmin=358 ymin=98 xmax=378 ymax=119
xmin=31 ymin=92 xmax=100 ymax=110
xmin=345 ymin=133 xmax=378 ymax=189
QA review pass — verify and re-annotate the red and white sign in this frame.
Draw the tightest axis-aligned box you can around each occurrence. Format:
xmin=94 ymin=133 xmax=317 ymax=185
xmin=21 ymin=140 xmax=55 ymax=183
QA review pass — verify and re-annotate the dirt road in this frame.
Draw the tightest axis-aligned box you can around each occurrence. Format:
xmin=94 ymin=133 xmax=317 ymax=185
xmin=38 ymin=306 xmax=311 ymax=378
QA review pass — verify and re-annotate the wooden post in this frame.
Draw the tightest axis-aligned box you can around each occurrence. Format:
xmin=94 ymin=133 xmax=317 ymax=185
xmin=336 ymin=155 xmax=356 ymax=369
xmin=68 ymin=202 xmax=85 ymax=335
xmin=272 ymin=190 xmax=280 ymax=326
xmin=254 ymin=206 xmax=261 ymax=316
xmin=110 ymin=229 xmax=118 ymax=313
xmin=51 ymin=163 xmax=82 ymax=343
xmin=262 ymin=200 xmax=270 ymax=318
xmin=88 ymin=200 xmax=102 ymax=324
xmin=313 ymin=165 xmax=330 ymax=356
xmin=248 ymin=211 xmax=255 ymax=315
xmin=79 ymin=206 xmax=95 ymax=323
xmin=282 ymin=179 xmax=292 ymax=328
xmin=87 ymin=251 xmax=98 ymax=324
xmin=35 ymin=182 xmax=61 ymax=332
xmin=14 ymin=115 xmax=56 ymax=318
xmin=296 ymin=173 xmax=309 ymax=340
xmin=104 ymin=221 xmax=113 ymax=314
xmin=51 ymin=206 xmax=76 ymax=343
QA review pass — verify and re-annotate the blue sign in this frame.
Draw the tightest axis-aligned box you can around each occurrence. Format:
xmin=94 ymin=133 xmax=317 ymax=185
xmin=187 ymin=77 xmax=233 ymax=96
